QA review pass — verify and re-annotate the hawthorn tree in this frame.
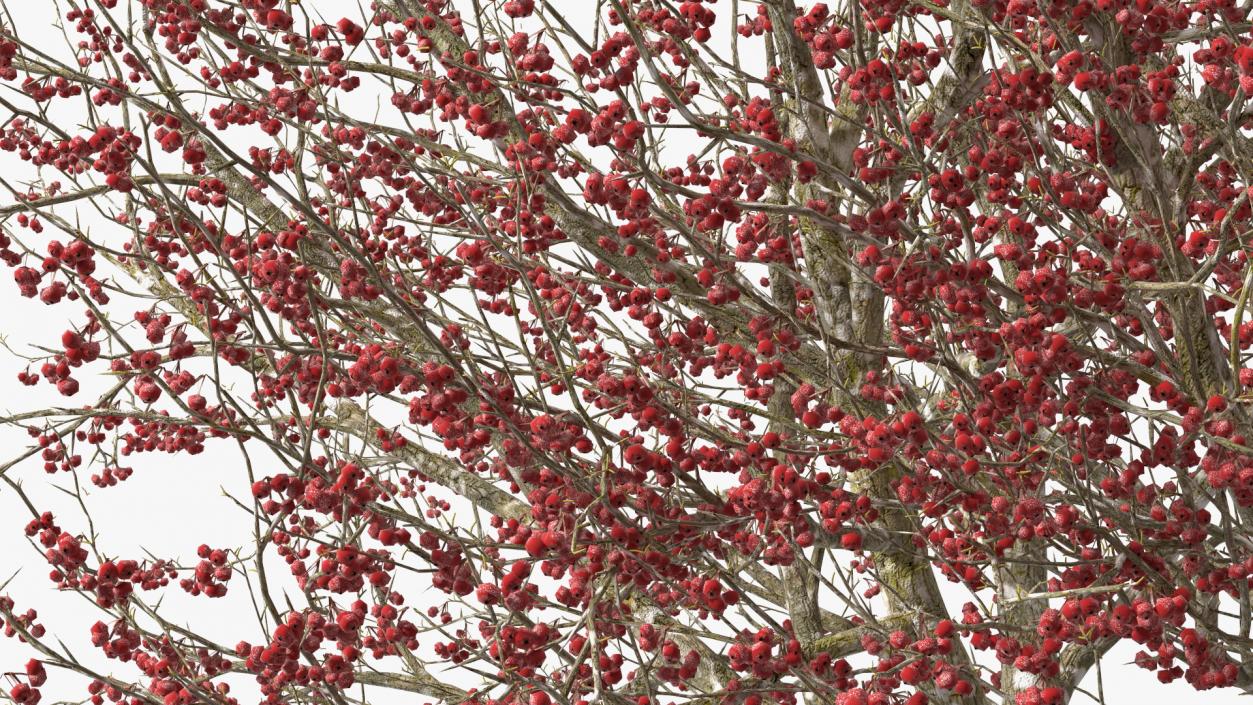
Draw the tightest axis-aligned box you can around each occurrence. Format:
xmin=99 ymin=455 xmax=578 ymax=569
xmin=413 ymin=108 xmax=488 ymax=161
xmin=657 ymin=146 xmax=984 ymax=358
xmin=0 ymin=0 xmax=1251 ymax=704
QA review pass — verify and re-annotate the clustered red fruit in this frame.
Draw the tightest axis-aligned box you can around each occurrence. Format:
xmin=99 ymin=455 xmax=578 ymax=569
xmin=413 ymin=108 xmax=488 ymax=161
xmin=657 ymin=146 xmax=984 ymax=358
xmin=179 ymin=545 xmax=232 ymax=598
xmin=0 ymin=1 xmax=1250 ymax=705
xmin=23 ymin=512 xmax=175 ymax=608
